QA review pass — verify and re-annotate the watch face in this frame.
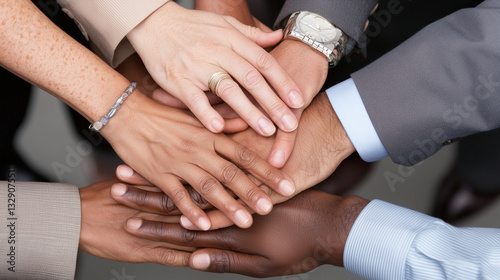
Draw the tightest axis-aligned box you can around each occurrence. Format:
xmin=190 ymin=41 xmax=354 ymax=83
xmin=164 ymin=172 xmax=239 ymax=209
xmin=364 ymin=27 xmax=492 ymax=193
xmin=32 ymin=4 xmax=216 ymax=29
xmin=298 ymin=13 xmax=341 ymax=43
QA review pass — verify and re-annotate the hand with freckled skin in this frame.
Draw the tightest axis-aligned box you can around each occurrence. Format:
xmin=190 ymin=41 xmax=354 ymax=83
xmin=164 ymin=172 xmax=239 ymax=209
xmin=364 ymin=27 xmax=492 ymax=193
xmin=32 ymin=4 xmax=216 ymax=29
xmin=0 ymin=0 xmax=297 ymax=231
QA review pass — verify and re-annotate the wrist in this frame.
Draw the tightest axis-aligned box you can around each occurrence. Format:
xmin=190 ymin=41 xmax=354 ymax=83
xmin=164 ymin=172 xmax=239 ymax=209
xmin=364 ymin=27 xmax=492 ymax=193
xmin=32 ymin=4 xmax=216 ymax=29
xmin=326 ymin=195 xmax=370 ymax=267
xmin=99 ymin=89 xmax=150 ymax=143
xmin=271 ymin=40 xmax=328 ymax=104
xmin=195 ymin=0 xmax=254 ymax=25
xmin=283 ymin=92 xmax=354 ymax=189
xmin=127 ymin=1 xmax=177 ymax=49
xmin=279 ymin=39 xmax=329 ymax=69
xmin=78 ymin=187 xmax=90 ymax=251
xmin=310 ymin=92 xmax=355 ymax=158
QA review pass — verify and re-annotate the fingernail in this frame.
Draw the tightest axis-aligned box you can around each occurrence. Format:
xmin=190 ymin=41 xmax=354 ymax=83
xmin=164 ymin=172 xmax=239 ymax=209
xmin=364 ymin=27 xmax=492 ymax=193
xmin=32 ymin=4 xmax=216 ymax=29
xmin=288 ymin=90 xmax=304 ymax=108
xmin=117 ymin=165 xmax=134 ymax=178
xmin=256 ymin=198 xmax=272 ymax=214
xmin=235 ymin=209 xmax=252 ymax=227
xmin=258 ymin=118 xmax=276 ymax=136
xmin=281 ymin=113 xmax=298 ymax=132
xmin=180 ymin=216 xmax=195 ymax=229
xmin=111 ymin=183 xmax=127 ymax=196
xmin=126 ymin=218 xmax=143 ymax=230
xmin=192 ymin=253 xmax=211 ymax=270
xmin=279 ymin=180 xmax=295 ymax=196
xmin=270 ymin=149 xmax=286 ymax=167
xmin=198 ymin=217 xmax=211 ymax=231
xmin=211 ymin=119 xmax=224 ymax=132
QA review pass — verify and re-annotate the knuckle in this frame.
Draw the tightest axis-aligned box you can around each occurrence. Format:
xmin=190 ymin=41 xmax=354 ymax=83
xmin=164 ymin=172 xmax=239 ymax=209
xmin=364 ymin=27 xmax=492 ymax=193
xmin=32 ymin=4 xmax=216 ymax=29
xmin=274 ymin=76 xmax=291 ymax=93
xmin=217 ymin=81 xmax=239 ymax=99
xmin=198 ymin=177 xmax=219 ymax=196
xmin=156 ymin=249 xmax=177 ymax=265
xmin=242 ymin=69 xmax=262 ymax=88
xmin=220 ymin=199 xmax=235 ymax=213
xmin=130 ymin=189 xmax=148 ymax=206
xmin=268 ymin=100 xmax=289 ymax=117
xmin=220 ymin=164 xmax=240 ymax=184
xmin=148 ymin=220 xmax=168 ymax=236
xmin=244 ymin=108 xmax=263 ymax=123
xmin=236 ymin=146 xmax=256 ymax=167
xmin=186 ymin=91 xmax=205 ymax=107
xmin=263 ymin=169 xmax=281 ymax=185
xmin=171 ymin=188 xmax=188 ymax=203
xmin=212 ymin=251 xmax=232 ymax=273
xmin=255 ymin=52 xmax=274 ymax=70
xmin=162 ymin=195 xmax=178 ymax=214
xmin=181 ymin=228 xmax=198 ymax=244
xmin=243 ymin=187 xmax=261 ymax=203
xmin=189 ymin=188 xmax=211 ymax=208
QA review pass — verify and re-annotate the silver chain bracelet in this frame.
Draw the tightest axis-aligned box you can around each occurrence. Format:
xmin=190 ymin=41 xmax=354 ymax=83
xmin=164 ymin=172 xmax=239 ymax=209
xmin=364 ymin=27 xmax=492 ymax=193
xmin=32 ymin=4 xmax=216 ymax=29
xmin=89 ymin=82 xmax=137 ymax=132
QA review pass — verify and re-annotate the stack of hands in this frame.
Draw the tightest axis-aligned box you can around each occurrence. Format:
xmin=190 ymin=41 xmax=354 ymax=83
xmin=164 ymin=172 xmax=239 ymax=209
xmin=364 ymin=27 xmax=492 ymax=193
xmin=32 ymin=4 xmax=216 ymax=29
xmin=76 ymin=1 xmax=362 ymax=277
xmin=4 ymin=0 xmax=500 ymax=278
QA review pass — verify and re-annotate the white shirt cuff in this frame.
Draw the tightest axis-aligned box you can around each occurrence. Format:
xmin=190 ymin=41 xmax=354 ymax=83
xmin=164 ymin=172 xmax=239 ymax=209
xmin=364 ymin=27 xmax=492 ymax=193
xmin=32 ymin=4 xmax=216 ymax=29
xmin=344 ymin=200 xmax=439 ymax=280
xmin=326 ymin=78 xmax=388 ymax=162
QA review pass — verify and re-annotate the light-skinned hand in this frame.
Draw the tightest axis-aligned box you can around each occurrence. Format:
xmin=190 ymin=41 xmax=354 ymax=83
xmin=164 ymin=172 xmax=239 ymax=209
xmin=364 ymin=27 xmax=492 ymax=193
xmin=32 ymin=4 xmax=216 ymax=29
xmin=127 ymin=1 xmax=304 ymax=136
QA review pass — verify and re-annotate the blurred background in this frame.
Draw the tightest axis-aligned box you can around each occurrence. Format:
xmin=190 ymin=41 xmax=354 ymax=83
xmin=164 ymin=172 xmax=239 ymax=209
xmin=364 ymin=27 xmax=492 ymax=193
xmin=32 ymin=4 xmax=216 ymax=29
xmin=6 ymin=0 xmax=500 ymax=279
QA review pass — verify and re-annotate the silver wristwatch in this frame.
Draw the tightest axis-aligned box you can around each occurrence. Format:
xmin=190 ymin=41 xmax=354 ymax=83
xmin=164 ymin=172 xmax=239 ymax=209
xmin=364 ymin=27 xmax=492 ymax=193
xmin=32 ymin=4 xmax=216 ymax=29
xmin=283 ymin=11 xmax=348 ymax=67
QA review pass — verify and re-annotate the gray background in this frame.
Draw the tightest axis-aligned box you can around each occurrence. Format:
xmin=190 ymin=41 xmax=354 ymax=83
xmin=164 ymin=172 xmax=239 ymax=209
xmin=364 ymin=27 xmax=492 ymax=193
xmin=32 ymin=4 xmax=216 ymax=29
xmin=13 ymin=0 xmax=500 ymax=279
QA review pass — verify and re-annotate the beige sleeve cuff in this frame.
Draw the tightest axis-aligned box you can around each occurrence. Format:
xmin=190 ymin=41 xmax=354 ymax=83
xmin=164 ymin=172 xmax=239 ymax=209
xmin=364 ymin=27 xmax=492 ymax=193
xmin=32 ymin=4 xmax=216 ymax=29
xmin=58 ymin=0 xmax=169 ymax=67
xmin=0 ymin=180 xmax=80 ymax=280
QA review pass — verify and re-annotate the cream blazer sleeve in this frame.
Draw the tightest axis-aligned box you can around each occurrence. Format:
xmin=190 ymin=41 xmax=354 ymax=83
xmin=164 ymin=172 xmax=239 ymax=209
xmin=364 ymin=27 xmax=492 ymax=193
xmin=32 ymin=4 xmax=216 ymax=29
xmin=0 ymin=180 xmax=80 ymax=279
xmin=57 ymin=0 xmax=169 ymax=67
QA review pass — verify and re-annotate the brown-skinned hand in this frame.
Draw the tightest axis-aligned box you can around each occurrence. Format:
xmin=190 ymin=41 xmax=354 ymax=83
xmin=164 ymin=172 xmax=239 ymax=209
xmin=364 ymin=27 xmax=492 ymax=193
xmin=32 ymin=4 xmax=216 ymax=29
xmin=78 ymin=177 xmax=195 ymax=265
xmin=121 ymin=189 xmax=369 ymax=277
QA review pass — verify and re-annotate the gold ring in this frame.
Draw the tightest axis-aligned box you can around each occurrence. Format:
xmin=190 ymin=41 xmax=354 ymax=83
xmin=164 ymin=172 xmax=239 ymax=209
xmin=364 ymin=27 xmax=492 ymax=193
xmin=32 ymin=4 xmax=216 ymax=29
xmin=208 ymin=71 xmax=232 ymax=97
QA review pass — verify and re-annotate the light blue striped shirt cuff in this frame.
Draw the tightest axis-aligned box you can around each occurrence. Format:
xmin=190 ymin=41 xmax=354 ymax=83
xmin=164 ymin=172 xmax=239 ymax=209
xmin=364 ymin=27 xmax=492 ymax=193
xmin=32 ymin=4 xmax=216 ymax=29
xmin=344 ymin=200 xmax=439 ymax=279
xmin=326 ymin=78 xmax=389 ymax=162
xmin=344 ymin=200 xmax=500 ymax=279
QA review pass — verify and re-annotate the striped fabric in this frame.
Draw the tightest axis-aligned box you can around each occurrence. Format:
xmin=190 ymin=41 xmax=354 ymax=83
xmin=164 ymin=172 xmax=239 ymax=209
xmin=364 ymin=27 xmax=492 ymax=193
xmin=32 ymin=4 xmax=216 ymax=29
xmin=344 ymin=200 xmax=500 ymax=279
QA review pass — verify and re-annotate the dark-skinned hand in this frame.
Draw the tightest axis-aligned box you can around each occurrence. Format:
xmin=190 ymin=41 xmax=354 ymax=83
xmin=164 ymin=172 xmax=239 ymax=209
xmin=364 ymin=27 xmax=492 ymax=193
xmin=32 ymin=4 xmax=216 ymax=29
xmin=114 ymin=188 xmax=368 ymax=277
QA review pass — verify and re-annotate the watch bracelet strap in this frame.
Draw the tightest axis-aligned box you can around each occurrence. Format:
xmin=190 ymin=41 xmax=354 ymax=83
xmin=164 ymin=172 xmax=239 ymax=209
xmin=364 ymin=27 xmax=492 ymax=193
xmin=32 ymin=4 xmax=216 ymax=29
xmin=287 ymin=30 xmax=347 ymax=67
xmin=283 ymin=12 xmax=349 ymax=67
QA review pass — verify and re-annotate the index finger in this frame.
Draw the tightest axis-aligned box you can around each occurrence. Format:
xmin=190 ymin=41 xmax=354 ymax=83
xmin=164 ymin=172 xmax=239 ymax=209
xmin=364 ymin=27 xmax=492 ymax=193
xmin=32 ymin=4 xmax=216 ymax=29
xmin=214 ymin=136 xmax=296 ymax=197
xmin=226 ymin=18 xmax=305 ymax=110
xmin=126 ymin=218 xmax=241 ymax=251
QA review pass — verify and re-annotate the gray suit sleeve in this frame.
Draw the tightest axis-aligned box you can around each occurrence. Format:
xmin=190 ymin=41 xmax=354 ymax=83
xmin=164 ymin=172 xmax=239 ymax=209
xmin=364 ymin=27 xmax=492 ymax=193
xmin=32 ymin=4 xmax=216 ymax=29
xmin=351 ymin=0 xmax=500 ymax=166
xmin=275 ymin=0 xmax=378 ymax=46
xmin=0 ymin=180 xmax=80 ymax=279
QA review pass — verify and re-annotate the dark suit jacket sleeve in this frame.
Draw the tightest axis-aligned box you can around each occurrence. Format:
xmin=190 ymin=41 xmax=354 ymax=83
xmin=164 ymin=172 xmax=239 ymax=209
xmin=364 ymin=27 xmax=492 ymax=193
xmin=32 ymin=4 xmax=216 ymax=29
xmin=0 ymin=181 xmax=80 ymax=279
xmin=351 ymin=0 xmax=500 ymax=166
xmin=274 ymin=0 xmax=378 ymax=46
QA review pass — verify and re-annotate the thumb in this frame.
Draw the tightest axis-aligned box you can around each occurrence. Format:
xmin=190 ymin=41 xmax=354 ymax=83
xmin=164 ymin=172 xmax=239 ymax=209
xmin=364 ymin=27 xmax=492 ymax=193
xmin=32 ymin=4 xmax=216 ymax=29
xmin=224 ymin=16 xmax=283 ymax=48
xmin=190 ymin=249 xmax=269 ymax=277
